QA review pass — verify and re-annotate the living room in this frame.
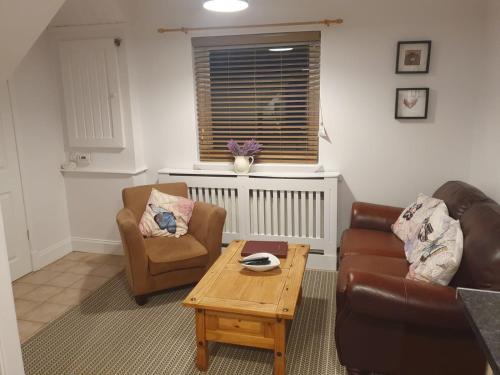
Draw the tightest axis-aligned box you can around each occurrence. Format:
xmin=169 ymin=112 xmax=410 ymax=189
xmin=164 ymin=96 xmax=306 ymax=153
xmin=0 ymin=0 xmax=499 ymax=374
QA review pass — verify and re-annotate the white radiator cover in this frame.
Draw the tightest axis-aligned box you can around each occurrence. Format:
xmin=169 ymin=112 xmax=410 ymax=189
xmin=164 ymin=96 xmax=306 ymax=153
xmin=159 ymin=169 xmax=340 ymax=270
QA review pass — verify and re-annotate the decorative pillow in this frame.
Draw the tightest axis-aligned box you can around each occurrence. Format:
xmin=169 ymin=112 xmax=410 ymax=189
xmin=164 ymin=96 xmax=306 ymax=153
xmin=406 ymin=208 xmax=463 ymax=286
xmin=403 ymin=203 xmax=449 ymax=263
xmin=392 ymin=193 xmax=448 ymax=244
xmin=139 ymin=189 xmax=195 ymax=238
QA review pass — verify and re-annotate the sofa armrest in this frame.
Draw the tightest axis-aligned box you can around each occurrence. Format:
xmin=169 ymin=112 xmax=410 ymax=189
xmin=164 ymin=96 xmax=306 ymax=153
xmin=188 ymin=202 xmax=227 ymax=267
xmin=345 ymin=270 xmax=469 ymax=332
xmin=350 ymin=202 xmax=404 ymax=232
xmin=116 ymin=208 xmax=149 ymax=295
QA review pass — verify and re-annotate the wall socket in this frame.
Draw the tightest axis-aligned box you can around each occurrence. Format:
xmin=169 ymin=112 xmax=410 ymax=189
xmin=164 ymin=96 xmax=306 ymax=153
xmin=69 ymin=152 xmax=91 ymax=166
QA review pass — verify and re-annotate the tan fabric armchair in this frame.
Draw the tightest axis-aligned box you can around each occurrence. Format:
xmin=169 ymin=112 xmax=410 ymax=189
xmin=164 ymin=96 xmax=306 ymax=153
xmin=116 ymin=182 xmax=226 ymax=305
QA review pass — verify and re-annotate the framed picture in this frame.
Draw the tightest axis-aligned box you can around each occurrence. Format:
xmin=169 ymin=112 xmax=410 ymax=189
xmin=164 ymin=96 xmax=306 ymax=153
xmin=395 ymin=88 xmax=429 ymax=119
xmin=396 ymin=40 xmax=431 ymax=74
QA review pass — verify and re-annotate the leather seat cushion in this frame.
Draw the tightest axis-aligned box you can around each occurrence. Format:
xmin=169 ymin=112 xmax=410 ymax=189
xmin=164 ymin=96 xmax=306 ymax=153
xmin=340 ymin=228 xmax=405 ymax=259
xmin=145 ymin=234 xmax=208 ymax=275
xmin=337 ymin=255 xmax=409 ymax=295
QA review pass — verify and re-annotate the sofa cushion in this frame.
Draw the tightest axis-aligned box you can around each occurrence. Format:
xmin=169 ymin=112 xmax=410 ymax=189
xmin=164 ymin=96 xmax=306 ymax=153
xmin=139 ymin=188 xmax=195 ymax=238
xmin=123 ymin=182 xmax=188 ymax=222
xmin=450 ymin=202 xmax=500 ymax=290
xmin=340 ymin=229 xmax=405 ymax=259
xmin=407 ymin=208 xmax=463 ymax=286
xmin=145 ymin=234 xmax=208 ymax=275
xmin=337 ymin=255 xmax=409 ymax=295
xmin=392 ymin=194 xmax=448 ymax=243
xmin=433 ymin=181 xmax=495 ymax=220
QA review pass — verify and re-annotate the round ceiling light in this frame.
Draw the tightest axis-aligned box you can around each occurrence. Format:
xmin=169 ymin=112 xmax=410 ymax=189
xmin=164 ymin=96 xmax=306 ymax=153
xmin=203 ymin=0 xmax=249 ymax=12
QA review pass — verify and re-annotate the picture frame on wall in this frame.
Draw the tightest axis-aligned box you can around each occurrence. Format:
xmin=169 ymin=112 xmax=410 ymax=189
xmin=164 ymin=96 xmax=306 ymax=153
xmin=395 ymin=88 xmax=430 ymax=119
xmin=396 ymin=40 xmax=432 ymax=74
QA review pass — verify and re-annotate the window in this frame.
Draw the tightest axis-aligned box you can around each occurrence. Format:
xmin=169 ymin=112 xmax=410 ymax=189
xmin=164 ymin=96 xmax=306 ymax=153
xmin=192 ymin=32 xmax=320 ymax=164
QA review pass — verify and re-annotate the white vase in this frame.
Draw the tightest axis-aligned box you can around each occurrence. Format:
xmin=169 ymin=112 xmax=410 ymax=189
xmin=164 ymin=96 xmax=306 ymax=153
xmin=233 ymin=156 xmax=254 ymax=174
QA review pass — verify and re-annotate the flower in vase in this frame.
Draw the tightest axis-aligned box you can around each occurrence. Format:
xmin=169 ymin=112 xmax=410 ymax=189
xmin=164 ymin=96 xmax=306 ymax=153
xmin=227 ymin=139 xmax=262 ymax=156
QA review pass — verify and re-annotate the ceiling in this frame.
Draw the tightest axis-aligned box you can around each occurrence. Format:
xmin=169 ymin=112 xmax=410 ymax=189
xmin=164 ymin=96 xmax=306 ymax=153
xmin=49 ymin=0 xmax=344 ymax=28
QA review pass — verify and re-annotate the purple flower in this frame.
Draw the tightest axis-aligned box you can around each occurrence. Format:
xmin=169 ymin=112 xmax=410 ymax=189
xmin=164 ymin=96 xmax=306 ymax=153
xmin=241 ymin=139 xmax=263 ymax=156
xmin=227 ymin=139 xmax=262 ymax=156
xmin=227 ymin=140 xmax=242 ymax=156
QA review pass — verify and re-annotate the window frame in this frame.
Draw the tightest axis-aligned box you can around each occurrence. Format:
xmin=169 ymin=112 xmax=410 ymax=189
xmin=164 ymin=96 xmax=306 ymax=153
xmin=192 ymin=31 xmax=321 ymax=164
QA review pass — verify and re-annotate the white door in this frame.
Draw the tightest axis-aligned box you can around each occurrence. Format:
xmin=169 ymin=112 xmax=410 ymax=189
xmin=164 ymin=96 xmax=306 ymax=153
xmin=0 ymin=210 xmax=25 ymax=374
xmin=0 ymin=82 xmax=32 ymax=280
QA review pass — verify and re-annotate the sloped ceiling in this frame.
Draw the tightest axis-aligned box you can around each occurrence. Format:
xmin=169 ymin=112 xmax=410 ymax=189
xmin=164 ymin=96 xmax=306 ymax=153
xmin=50 ymin=0 xmax=127 ymax=26
xmin=0 ymin=0 xmax=66 ymax=81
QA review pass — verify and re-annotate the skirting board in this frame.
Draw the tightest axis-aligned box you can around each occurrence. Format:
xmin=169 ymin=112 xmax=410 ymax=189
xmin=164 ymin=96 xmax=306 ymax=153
xmin=71 ymin=237 xmax=123 ymax=255
xmin=31 ymin=238 xmax=73 ymax=270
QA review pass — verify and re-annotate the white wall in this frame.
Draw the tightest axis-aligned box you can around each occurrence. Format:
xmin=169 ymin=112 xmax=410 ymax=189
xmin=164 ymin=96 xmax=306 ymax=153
xmin=123 ymin=0 xmax=485 ymax=235
xmin=9 ymin=31 xmax=72 ymax=268
xmin=468 ymin=0 xmax=500 ymax=201
xmin=65 ymin=173 xmax=146 ymax=254
xmin=44 ymin=22 xmax=146 ymax=253
xmin=43 ymin=0 xmax=495 ymax=251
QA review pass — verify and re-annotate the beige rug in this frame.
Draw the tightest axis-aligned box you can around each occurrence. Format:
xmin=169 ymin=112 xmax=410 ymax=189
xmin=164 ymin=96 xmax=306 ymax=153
xmin=22 ymin=270 xmax=346 ymax=375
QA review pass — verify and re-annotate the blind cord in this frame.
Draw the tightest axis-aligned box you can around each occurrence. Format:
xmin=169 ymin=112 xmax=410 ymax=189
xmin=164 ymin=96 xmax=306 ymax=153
xmin=318 ymin=100 xmax=328 ymax=139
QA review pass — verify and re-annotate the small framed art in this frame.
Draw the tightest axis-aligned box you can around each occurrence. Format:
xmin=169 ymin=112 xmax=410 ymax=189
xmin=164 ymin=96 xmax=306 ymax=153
xmin=395 ymin=88 xmax=429 ymax=119
xmin=396 ymin=40 xmax=431 ymax=74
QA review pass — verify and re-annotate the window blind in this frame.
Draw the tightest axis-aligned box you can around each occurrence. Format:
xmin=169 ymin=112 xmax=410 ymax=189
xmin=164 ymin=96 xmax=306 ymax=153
xmin=192 ymin=32 xmax=321 ymax=164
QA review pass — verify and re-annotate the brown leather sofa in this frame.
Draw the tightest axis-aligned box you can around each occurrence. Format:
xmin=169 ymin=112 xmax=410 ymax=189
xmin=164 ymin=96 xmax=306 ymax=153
xmin=336 ymin=181 xmax=500 ymax=375
xmin=116 ymin=183 xmax=226 ymax=305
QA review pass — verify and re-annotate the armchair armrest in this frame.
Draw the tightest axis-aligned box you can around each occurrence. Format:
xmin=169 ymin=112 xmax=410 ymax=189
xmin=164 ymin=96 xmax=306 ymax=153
xmin=188 ymin=202 xmax=227 ymax=267
xmin=350 ymin=202 xmax=404 ymax=232
xmin=116 ymin=208 xmax=149 ymax=295
xmin=345 ymin=270 xmax=469 ymax=332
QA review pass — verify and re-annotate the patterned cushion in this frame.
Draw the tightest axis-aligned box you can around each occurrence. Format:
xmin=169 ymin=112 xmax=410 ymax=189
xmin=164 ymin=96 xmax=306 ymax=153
xmin=139 ymin=188 xmax=194 ymax=238
xmin=406 ymin=207 xmax=463 ymax=286
xmin=404 ymin=203 xmax=448 ymax=263
xmin=392 ymin=193 xmax=448 ymax=246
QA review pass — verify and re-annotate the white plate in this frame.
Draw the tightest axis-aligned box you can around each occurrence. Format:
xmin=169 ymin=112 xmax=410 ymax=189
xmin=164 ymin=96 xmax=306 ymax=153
xmin=240 ymin=252 xmax=280 ymax=272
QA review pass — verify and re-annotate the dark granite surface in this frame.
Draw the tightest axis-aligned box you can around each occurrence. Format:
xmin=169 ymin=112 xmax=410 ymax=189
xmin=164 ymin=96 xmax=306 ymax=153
xmin=458 ymin=288 xmax=500 ymax=375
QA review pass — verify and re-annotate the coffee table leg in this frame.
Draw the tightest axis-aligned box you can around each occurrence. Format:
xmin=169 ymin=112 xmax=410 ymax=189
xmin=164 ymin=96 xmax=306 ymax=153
xmin=195 ymin=308 xmax=208 ymax=371
xmin=274 ymin=318 xmax=286 ymax=375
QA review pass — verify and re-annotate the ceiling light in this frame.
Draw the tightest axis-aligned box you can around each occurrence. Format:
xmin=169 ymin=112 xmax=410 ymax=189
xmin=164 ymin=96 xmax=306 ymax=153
xmin=269 ymin=47 xmax=294 ymax=52
xmin=203 ymin=0 xmax=249 ymax=13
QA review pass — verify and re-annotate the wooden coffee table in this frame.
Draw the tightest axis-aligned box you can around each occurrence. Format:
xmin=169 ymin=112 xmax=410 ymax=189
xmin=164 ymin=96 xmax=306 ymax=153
xmin=183 ymin=240 xmax=309 ymax=375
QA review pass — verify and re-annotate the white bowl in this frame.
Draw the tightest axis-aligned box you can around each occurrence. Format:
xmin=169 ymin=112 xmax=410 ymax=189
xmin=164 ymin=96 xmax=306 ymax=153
xmin=240 ymin=252 xmax=280 ymax=272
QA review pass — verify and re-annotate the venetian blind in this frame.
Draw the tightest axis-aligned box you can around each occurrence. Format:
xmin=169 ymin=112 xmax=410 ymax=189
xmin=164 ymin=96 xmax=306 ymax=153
xmin=192 ymin=32 xmax=320 ymax=164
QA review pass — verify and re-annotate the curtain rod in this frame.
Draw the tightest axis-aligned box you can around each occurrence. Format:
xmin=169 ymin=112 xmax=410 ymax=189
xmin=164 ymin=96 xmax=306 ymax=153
xmin=158 ymin=18 xmax=343 ymax=34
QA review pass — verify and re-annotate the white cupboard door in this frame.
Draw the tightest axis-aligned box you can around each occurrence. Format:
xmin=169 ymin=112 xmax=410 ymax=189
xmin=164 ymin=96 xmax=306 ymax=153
xmin=0 ymin=82 xmax=32 ymax=281
xmin=59 ymin=38 xmax=125 ymax=149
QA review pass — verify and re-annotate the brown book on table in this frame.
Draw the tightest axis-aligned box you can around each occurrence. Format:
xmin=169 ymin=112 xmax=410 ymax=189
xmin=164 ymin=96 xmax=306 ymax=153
xmin=241 ymin=241 xmax=288 ymax=258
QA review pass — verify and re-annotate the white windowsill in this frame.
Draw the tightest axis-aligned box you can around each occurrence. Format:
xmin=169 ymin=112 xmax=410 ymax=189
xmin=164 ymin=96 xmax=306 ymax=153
xmin=193 ymin=161 xmax=325 ymax=174
xmin=60 ymin=166 xmax=148 ymax=176
xmin=159 ymin=167 xmax=340 ymax=179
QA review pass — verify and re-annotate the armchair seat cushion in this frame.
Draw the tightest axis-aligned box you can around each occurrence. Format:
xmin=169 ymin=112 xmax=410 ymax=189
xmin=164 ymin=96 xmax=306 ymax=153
xmin=340 ymin=228 xmax=405 ymax=260
xmin=145 ymin=234 xmax=208 ymax=275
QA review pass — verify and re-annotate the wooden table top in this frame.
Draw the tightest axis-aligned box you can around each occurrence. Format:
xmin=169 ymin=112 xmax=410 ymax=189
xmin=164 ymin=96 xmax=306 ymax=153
xmin=183 ymin=240 xmax=310 ymax=320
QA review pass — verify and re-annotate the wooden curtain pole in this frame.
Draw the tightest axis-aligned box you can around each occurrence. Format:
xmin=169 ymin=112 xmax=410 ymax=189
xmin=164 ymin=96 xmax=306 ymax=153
xmin=158 ymin=18 xmax=343 ymax=34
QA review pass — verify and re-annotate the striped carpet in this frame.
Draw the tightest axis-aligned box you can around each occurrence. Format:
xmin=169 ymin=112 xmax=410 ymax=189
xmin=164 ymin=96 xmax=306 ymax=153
xmin=22 ymin=270 xmax=346 ymax=375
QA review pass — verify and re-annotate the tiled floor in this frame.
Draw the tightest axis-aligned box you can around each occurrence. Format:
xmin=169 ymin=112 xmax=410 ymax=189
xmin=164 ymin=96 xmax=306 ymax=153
xmin=13 ymin=251 xmax=124 ymax=343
